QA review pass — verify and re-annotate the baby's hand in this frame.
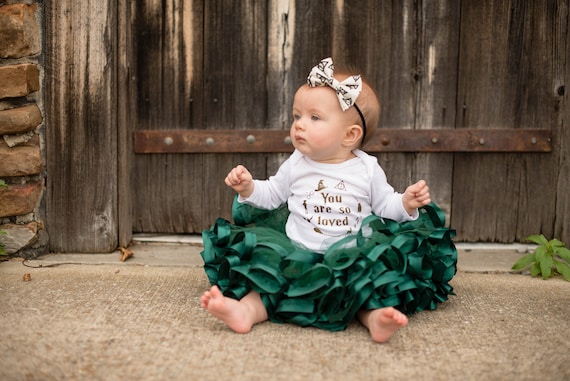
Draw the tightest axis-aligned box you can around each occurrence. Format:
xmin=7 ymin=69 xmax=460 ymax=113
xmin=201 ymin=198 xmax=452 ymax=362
xmin=225 ymin=165 xmax=254 ymax=198
xmin=402 ymin=180 xmax=431 ymax=215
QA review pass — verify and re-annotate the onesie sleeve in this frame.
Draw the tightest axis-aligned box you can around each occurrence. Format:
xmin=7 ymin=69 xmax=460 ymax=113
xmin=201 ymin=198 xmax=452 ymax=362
xmin=369 ymin=160 xmax=418 ymax=222
xmin=237 ymin=153 xmax=295 ymax=210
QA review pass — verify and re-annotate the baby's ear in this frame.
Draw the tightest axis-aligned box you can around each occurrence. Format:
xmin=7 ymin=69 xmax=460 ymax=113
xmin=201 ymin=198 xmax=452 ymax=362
xmin=343 ymin=124 xmax=364 ymax=147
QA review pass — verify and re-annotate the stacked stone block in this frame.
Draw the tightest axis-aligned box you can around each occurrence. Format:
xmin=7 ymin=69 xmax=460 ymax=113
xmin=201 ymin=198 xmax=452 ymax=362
xmin=0 ymin=2 xmax=46 ymax=257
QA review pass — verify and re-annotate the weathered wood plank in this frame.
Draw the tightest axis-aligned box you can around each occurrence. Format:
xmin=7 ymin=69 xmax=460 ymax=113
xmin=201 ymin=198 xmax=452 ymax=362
xmin=551 ymin=0 xmax=569 ymax=244
xmin=199 ymin=0 xmax=269 ymax=228
xmin=45 ymin=0 xmax=118 ymax=252
xmin=134 ymin=128 xmax=552 ymax=153
xmin=133 ymin=154 xmax=205 ymax=233
xmin=267 ymin=0 xmax=296 ymax=131
xmin=131 ymin=0 xmax=207 ymax=233
xmin=265 ymin=0 xmax=297 ymax=190
xmin=411 ymin=1 xmax=461 ymax=220
xmin=511 ymin=0 xmax=567 ymax=243
xmin=117 ymin=0 xmax=134 ymax=247
xmin=452 ymin=0 xmax=521 ymax=242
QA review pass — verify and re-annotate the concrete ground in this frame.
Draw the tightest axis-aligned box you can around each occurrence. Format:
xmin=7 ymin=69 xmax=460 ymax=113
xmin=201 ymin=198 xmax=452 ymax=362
xmin=1 ymin=239 xmax=569 ymax=381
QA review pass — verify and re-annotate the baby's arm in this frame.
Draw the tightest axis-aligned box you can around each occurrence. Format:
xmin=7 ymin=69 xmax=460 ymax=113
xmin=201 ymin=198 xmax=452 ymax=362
xmin=225 ymin=165 xmax=254 ymax=198
xmin=402 ymin=180 xmax=431 ymax=216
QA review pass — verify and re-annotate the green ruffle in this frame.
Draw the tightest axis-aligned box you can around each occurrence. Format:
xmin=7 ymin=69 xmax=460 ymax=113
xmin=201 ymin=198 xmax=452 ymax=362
xmin=201 ymin=197 xmax=457 ymax=332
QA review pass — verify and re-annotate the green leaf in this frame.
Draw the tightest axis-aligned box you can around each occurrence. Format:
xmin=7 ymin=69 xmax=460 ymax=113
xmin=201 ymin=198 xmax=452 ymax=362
xmin=525 ymin=234 xmax=549 ymax=246
xmin=534 ymin=246 xmax=547 ymax=263
xmin=554 ymin=261 xmax=570 ymax=281
xmin=512 ymin=253 xmax=535 ymax=270
xmin=539 ymin=253 xmax=553 ymax=279
xmin=530 ymin=263 xmax=541 ymax=277
xmin=549 ymin=239 xmax=565 ymax=248
xmin=553 ymin=247 xmax=570 ymax=262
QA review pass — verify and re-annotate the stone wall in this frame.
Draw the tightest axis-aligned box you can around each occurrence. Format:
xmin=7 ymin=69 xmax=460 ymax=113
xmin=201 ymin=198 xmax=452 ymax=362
xmin=0 ymin=1 xmax=47 ymax=257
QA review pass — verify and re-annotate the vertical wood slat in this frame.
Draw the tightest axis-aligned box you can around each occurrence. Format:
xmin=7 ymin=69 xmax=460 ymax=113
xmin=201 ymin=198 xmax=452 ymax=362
xmin=512 ymin=0 xmax=565 ymax=242
xmin=265 ymin=0 xmax=296 ymax=176
xmin=201 ymin=0 xmax=269 ymax=226
xmin=45 ymin=0 xmax=118 ymax=252
xmin=553 ymin=0 xmax=570 ymax=243
xmin=267 ymin=0 xmax=295 ymax=131
xmin=117 ymin=0 xmax=133 ymax=247
xmin=131 ymin=0 xmax=206 ymax=233
xmin=412 ymin=1 xmax=461 ymax=220
xmin=452 ymin=0 xmax=522 ymax=241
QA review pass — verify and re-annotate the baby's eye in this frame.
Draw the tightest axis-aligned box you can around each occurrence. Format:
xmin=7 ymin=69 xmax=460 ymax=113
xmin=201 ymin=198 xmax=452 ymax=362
xmin=311 ymin=115 xmax=320 ymax=121
xmin=293 ymin=113 xmax=301 ymax=120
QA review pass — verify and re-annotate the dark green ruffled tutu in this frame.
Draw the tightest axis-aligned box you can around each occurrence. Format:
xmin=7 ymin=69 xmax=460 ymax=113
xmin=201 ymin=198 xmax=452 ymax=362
xmin=201 ymin=197 xmax=457 ymax=332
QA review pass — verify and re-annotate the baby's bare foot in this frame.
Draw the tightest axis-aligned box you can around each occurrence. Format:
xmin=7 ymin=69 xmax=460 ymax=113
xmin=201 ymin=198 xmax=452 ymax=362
xmin=200 ymin=286 xmax=255 ymax=333
xmin=367 ymin=307 xmax=408 ymax=343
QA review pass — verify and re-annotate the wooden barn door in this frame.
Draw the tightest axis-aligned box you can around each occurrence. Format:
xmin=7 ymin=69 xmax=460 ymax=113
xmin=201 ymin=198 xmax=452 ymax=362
xmin=126 ymin=0 xmax=466 ymax=235
xmin=121 ymin=0 xmax=564 ymax=241
xmin=44 ymin=0 xmax=567 ymax=253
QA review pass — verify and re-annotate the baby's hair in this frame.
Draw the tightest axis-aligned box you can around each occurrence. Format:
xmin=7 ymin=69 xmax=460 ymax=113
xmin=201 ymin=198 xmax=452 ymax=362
xmin=331 ymin=62 xmax=381 ymax=147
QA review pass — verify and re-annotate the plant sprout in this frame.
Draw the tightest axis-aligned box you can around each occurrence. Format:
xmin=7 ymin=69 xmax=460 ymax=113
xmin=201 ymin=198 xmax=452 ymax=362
xmin=512 ymin=234 xmax=570 ymax=281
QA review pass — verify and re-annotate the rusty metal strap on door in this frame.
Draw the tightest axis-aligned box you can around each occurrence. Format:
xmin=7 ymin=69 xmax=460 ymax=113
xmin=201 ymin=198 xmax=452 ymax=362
xmin=134 ymin=128 xmax=552 ymax=153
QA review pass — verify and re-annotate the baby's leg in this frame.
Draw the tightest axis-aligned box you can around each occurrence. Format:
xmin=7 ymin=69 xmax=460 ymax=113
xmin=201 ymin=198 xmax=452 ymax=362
xmin=201 ymin=286 xmax=268 ymax=333
xmin=357 ymin=307 xmax=408 ymax=343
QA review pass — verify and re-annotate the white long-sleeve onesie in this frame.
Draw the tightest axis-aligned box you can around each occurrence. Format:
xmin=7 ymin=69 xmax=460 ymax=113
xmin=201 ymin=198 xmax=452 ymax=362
xmin=239 ymin=149 xmax=417 ymax=252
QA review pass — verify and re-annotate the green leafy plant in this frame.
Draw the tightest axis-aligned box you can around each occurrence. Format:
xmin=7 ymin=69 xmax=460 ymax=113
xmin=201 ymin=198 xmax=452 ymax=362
xmin=0 ymin=180 xmax=7 ymax=255
xmin=512 ymin=234 xmax=570 ymax=281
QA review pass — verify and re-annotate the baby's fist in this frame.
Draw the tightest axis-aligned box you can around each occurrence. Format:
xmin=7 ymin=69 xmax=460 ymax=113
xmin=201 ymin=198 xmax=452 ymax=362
xmin=403 ymin=180 xmax=431 ymax=215
xmin=225 ymin=165 xmax=254 ymax=198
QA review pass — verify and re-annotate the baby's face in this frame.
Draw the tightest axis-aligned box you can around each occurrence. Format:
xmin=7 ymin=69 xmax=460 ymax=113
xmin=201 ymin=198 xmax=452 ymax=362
xmin=290 ymin=85 xmax=357 ymax=163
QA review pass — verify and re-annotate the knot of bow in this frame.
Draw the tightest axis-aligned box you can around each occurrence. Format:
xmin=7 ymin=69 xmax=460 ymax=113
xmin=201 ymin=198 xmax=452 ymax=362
xmin=306 ymin=57 xmax=362 ymax=111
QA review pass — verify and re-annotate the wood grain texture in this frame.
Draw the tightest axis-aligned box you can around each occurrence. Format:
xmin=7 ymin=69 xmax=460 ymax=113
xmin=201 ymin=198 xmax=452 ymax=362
xmin=552 ymin=0 xmax=569 ymax=244
xmin=127 ymin=0 xmax=568 ymax=242
xmin=117 ymin=0 xmax=135 ymax=247
xmin=129 ymin=0 xmax=271 ymax=232
xmin=45 ymin=0 xmax=118 ymax=252
xmin=451 ymin=0 xmax=567 ymax=242
xmin=411 ymin=1 xmax=461 ymax=219
xmin=46 ymin=0 xmax=569 ymax=250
